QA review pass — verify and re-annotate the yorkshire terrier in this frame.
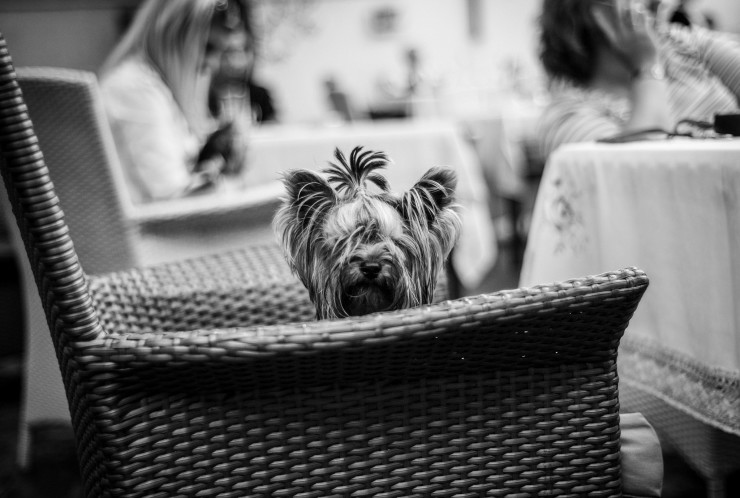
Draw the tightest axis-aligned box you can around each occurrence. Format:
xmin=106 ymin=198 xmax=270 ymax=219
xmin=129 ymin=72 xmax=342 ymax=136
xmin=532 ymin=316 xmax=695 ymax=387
xmin=273 ymin=146 xmax=461 ymax=319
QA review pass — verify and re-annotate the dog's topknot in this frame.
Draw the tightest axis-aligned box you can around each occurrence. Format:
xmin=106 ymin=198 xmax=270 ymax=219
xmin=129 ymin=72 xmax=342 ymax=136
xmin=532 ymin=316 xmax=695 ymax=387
xmin=325 ymin=146 xmax=390 ymax=196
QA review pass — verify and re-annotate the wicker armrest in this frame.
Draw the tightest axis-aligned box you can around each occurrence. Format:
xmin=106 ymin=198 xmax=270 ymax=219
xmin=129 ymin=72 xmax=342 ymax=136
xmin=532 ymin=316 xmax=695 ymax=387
xmin=89 ymin=240 xmax=451 ymax=335
xmin=128 ymin=181 xmax=283 ymax=233
xmin=88 ymin=242 xmax=316 ymax=333
xmin=77 ymin=266 xmax=650 ymax=497
xmin=85 ymin=266 xmax=647 ymax=373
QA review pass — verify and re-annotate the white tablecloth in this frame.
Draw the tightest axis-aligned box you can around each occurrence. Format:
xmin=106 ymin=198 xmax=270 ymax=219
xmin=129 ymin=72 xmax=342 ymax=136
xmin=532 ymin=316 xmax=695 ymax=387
xmin=520 ymin=139 xmax=740 ymax=435
xmin=457 ymin=100 xmax=544 ymax=201
xmin=240 ymin=119 xmax=497 ymax=290
xmin=130 ymin=119 xmax=495 ymax=290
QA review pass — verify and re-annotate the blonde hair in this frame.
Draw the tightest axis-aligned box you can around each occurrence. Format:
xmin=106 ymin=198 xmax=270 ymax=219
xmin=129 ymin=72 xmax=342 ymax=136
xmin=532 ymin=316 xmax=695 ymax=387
xmin=101 ymin=0 xmax=221 ymax=136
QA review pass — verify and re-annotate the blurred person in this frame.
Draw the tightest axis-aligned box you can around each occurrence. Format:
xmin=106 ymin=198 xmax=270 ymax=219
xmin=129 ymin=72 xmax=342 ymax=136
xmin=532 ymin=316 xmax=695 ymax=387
xmin=401 ymin=47 xmax=436 ymax=117
xmin=535 ymin=0 xmax=740 ymax=160
xmin=99 ymin=0 xmax=253 ymax=203
xmin=247 ymin=79 xmax=278 ymax=123
xmin=404 ymin=47 xmax=424 ymax=98
xmin=668 ymin=0 xmax=715 ymax=29
xmin=207 ymin=22 xmax=278 ymax=125
xmin=323 ymin=77 xmax=358 ymax=122
xmin=375 ymin=47 xmax=438 ymax=118
xmin=376 ymin=47 xmax=425 ymax=101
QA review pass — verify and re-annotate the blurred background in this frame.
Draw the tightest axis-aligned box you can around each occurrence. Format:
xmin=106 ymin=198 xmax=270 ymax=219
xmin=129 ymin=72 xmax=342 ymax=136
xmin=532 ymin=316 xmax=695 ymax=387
xmin=1 ymin=0 xmax=740 ymax=496
xmin=2 ymin=0 xmax=546 ymax=123
xmin=2 ymin=0 xmax=739 ymax=126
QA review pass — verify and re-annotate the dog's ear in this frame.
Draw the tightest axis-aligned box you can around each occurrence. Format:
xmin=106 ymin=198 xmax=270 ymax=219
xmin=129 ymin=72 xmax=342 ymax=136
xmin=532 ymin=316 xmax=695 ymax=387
xmin=281 ymin=169 xmax=336 ymax=225
xmin=417 ymin=167 xmax=457 ymax=209
xmin=399 ymin=167 xmax=457 ymax=223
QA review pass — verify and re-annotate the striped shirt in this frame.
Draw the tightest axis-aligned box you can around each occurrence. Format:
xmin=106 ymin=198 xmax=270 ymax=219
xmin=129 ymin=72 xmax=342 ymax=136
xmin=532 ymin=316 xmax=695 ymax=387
xmin=536 ymin=25 xmax=740 ymax=160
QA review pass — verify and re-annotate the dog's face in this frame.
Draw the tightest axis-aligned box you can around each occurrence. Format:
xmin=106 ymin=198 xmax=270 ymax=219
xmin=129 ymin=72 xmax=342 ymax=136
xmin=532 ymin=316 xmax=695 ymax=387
xmin=273 ymin=146 xmax=461 ymax=320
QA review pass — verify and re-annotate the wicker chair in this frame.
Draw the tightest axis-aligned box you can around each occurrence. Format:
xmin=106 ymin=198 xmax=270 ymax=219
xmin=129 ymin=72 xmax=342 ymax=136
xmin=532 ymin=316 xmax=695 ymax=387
xmin=0 ymin=65 xmax=137 ymax=466
xmin=1 ymin=65 xmax=280 ymax=466
xmin=1 ymin=33 xmax=657 ymax=497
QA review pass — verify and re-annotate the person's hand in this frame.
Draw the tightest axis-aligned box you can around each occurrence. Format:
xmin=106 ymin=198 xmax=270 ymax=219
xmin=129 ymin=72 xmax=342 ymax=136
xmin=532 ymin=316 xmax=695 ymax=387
xmin=593 ymin=0 xmax=661 ymax=76
xmin=182 ymin=157 xmax=221 ymax=196
xmin=614 ymin=0 xmax=661 ymax=74
xmin=613 ymin=0 xmax=673 ymax=132
xmin=198 ymin=122 xmax=233 ymax=164
xmin=650 ymin=0 xmax=679 ymax=27
xmin=196 ymin=119 xmax=247 ymax=177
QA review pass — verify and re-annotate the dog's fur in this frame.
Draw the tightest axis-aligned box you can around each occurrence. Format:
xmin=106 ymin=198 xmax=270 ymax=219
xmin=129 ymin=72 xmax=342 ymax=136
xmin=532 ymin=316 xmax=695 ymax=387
xmin=273 ymin=146 xmax=461 ymax=319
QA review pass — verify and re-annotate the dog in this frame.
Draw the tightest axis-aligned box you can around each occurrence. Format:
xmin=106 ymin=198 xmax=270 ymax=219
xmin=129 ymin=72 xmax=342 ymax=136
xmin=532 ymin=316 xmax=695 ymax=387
xmin=273 ymin=146 xmax=461 ymax=320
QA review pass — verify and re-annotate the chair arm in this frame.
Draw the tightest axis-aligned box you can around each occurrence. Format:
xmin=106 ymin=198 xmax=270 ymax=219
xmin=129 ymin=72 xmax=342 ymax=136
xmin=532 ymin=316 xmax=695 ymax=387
xmin=75 ymin=267 xmax=648 ymax=497
xmin=128 ymin=181 xmax=283 ymax=233
xmin=84 ymin=266 xmax=648 ymax=373
xmin=88 ymin=242 xmax=316 ymax=333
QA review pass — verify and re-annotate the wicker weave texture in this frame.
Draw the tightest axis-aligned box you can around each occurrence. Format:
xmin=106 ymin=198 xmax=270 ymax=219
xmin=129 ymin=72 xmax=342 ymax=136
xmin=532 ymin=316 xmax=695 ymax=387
xmin=0 ymin=30 xmax=108 ymax=481
xmin=6 ymin=67 xmax=144 ymax=467
xmin=0 ymin=36 xmax=103 ymax=345
xmin=89 ymin=365 xmax=621 ymax=497
xmin=75 ymin=267 xmax=647 ymax=497
xmin=16 ymin=67 xmax=136 ymax=274
xmin=89 ymin=242 xmax=450 ymax=335
xmin=90 ymin=243 xmax=315 ymax=333
xmin=0 ymin=31 xmax=653 ymax=498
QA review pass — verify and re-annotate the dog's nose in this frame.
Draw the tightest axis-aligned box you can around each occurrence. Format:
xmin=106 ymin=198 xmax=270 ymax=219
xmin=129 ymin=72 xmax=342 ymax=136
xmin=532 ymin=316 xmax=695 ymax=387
xmin=360 ymin=262 xmax=382 ymax=279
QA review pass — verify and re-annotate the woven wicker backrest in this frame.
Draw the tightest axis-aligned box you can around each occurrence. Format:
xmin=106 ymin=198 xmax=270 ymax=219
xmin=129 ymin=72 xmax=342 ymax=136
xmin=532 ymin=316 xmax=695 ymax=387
xmin=0 ymin=66 xmax=147 ymax=468
xmin=0 ymin=34 xmax=109 ymax=479
xmin=0 ymin=35 xmax=103 ymax=342
xmin=14 ymin=67 xmax=136 ymax=274
xmin=0 ymin=32 xmax=651 ymax=497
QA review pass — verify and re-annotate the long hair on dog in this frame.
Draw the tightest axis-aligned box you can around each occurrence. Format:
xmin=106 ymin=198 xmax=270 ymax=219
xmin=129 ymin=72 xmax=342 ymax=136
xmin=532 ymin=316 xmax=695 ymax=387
xmin=273 ymin=146 xmax=460 ymax=319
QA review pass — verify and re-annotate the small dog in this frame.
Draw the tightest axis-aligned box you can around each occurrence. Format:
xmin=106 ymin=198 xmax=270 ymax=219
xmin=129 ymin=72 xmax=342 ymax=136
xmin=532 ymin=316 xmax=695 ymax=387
xmin=273 ymin=146 xmax=461 ymax=319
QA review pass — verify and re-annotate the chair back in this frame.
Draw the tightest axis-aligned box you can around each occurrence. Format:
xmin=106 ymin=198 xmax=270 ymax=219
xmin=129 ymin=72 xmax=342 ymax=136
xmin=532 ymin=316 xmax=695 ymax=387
xmin=0 ymin=34 xmax=103 ymax=336
xmin=0 ymin=65 xmax=144 ymax=466
xmin=0 ymin=31 xmax=112 ymax=468
xmin=15 ymin=66 xmax=135 ymax=273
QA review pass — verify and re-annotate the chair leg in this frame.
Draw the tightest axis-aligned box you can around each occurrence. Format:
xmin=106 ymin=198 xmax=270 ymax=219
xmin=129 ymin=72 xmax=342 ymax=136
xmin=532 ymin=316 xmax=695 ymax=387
xmin=707 ymin=476 xmax=726 ymax=498
xmin=504 ymin=198 xmax=524 ymax=265
xmin=444 ymin=252 xmax=463 ymax=299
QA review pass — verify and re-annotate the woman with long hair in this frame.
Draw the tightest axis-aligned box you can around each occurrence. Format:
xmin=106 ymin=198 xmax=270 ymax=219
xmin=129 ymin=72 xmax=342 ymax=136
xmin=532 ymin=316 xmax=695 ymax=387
xmin=100 ymin=0 xmax=254 ymax=202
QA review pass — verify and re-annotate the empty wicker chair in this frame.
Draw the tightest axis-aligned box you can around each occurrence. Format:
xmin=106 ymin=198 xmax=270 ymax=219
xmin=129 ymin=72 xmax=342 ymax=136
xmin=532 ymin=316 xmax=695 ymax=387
xmin=0 ymin=33 xmax=658 ymax=497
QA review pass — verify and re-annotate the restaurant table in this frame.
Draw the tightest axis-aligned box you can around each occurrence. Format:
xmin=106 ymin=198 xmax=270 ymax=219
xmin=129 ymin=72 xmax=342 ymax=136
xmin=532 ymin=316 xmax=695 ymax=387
xmin=519 ymin=139 xmax=740 ymax=497
xmin=135 ymin=119 xmax=496 ymax=292
xmin=130 ymin=119 xmax=496 ymax=293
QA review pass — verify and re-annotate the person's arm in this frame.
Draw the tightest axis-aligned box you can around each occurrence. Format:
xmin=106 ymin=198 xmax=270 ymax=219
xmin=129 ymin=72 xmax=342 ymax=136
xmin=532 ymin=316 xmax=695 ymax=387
xmin=624 ymin=60 xmax=672 ymax=132
xmin=211 ymin=93 xmax=250 ymax=177
xmin=101 ymin=65 xmax=218 ymax=202
xmin=536 ymin=96 xmax=623 ymax=160
xmin=614 ymin=0 xmax=673 ymax=132
xmin=686 ymin=26 xmax=740 ymax=99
